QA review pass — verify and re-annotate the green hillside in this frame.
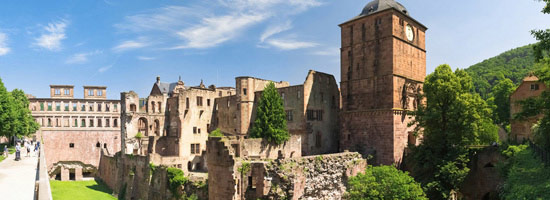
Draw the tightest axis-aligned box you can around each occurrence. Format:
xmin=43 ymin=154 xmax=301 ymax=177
xmin=465 ymin=44 xmax=538 ymax=99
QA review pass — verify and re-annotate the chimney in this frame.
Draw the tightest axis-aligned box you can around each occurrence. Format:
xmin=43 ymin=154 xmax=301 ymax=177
xmin=156 ymin=76 xmax=160 ymax=84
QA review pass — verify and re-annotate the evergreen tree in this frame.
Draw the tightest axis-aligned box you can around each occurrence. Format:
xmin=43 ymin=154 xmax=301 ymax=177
xmin=250 ymin=82 xmax=289 ymax=145
xmin=409 ymin=64 xmax=498 ymax=199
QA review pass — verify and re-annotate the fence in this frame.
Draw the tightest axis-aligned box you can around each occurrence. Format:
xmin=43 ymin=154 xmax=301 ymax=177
xmin=35 ymin=145 xmax=52 ymax=200
xmin=529 ymin=141 xmax=550 ymax=166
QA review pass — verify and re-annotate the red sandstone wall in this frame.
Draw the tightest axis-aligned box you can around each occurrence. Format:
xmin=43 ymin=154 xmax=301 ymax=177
xmin=42 ymin=130 xmax=121 ymax=169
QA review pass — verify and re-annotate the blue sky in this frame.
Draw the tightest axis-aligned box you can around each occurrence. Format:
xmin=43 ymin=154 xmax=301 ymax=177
xmin=0 ymin=0 xmax=549 ymax=99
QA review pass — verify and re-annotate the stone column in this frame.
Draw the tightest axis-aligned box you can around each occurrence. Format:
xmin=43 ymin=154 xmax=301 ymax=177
xmin=61 ymin=167 xmax=69 ymax=181
xmin=75 ymin=167 xmax=83 ymax=181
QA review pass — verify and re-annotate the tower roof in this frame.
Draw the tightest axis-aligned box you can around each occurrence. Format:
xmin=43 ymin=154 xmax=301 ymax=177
xmin=360 ymin=0 xmax=408 ymax=17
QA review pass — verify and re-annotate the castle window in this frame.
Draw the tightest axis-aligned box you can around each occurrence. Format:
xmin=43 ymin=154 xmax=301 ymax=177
xmin=64 ymin=89 xmax=70 ymax=95
xmin=158 ymin=102 xmax=161 ymax=113
xmin=98 ymin=90 xmax=103 ymax=96
xmin=531 ymin=84 xmax=540 ymax=91
xmin=306 ymin=110 xmax=324 ymax=121
xmin=243 ymin=88 xmax=247 ymax=96
xmin=130 ymin=104 xmax=136 ymax=112
xmin=113 ymin=119 xmax=118 ymax=127
xmin=88 ymin=90 xmax=94 ymax=96
xmin=106 ymin=104 xmax=110 ymax=112
xmin=74 ymin=119 xmax=78 ymax=127
xmin=97 ymin=119 xmax=102 ymax=127
xmin=197 ymin=96 xmax=203 ymax=106
xmin=186 ymin=98 xmax=190 ymax=109
xmin=54 ymin=89 xmax=60 ymax=95
xmin=286 ymin=110 xmax=293 ymax=122
xmin=73 ymin=103 xmax=77 ymax=111
xmin=69 ymin=143 xmax=74 ymax=148
xmin=151 ymin=101 xmax=155 ymax=113
xmin=48 ymin=102 xmax=52 ymax=111
xmin=89 ymin=104 xmax=94 ymax=112
xmin=193 ymin=127 xmax=197 ymax=134
xmin=114 ymin=104 xmax=118 ymax=112
xmin=198 ymin=128 xmax=201 ymax=134
xmin=40 ymin=102 xmax=44 ymax=111
xmin=56 ymin=102 xmax=61 ymax=111
xmin=98 ymin=104 xmax=102 ymax=112
xmin=399 ymin=19 xmax=404 ymax=26
xmin=82 ymin=104 xmax=86 ymax=111
xmin=191 ymin=144 xmax=200 ymax=154
xmin=207 ymin=99 xmax=211 ymax=106
xmin=81 ymin=119 xmax=85 ymax=127
xmin=104 ymin=143 xmax=107 ymax=148
xmin=48 ymin=118 xmax=52 ymax=127
xmin=408 ymin=132 xmax=416 ymax=146
xmin=96 ymin=142 xmax=100 ymax=148
xmin=281 ymin=92 xmax=285 ymax=100
xmin=89 ymin=119 xmax=94 ymax=127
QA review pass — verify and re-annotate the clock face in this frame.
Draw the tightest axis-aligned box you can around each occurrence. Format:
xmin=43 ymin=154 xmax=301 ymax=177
xmin=406 ymin=25 xmax=414 ymax=41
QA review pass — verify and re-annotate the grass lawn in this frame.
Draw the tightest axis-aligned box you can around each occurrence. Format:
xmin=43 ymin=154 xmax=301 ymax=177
xmin=50 ymin=180 xmax=116 ymax=200
xmin=0 ymin=143 xmax=15 ymax=162
xmin=500 ymin=145 xmax=550 ymax=199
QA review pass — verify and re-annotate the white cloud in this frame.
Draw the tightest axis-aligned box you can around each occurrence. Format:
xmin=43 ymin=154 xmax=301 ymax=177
xmin=311 ymin=48 xmax=340 ymax=56
xmin=115 ymin=0 xmax=323 ymax=49
xmin=33 ymin=20 xmax=68 ymax=51
xmin=137 ymin=56 xmax=155 ymax=61
xmin=266 ymin=39 xmax=318 ymax=50
xmin=98 ymin=65 xmax=113 ymax=73
xmin=173 ymin=13 xmax=266 ymax=49
xmin=0 ymin=33 xmax=10 ymax=56
xmin=260 ymin=21 xmax=292 ymax=42
xmin=112 ymin=39 xmax=149 ymax=52
xmin=65 ymin=50 xmax=102 ymax=64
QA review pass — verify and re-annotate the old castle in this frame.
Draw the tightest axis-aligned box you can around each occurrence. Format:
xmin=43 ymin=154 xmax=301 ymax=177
xmin=30 ymin=0 xmax=428 ymax=199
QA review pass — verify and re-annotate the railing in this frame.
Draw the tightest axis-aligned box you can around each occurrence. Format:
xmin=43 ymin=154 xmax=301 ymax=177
xmin=529 ymin=141 xmax=550 ymax=166
xmin=35 ymin=145 xmax=52 ymax=200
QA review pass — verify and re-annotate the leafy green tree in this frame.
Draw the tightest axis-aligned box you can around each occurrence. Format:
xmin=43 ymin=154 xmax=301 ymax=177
xmin=532 ymin=0 xmax=550 ymax=61
xmin=346 ymin=165 xmax=427 ymax=200
xmin=250 ymin=82 xmax=289 ymax=145
xmin=487 ymin=79 xmax=516 ymax=128
xmin=10 ymin=89 xmax=39 ymax=137
xmin=0 ymin=78 xmax=15 ymax=139
xmin=409 ymin=65 xmax=498 ymax=199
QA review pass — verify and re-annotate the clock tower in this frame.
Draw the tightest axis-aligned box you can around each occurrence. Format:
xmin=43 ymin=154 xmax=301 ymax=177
xmin=339 ymin=0 xmax=427 ymax=165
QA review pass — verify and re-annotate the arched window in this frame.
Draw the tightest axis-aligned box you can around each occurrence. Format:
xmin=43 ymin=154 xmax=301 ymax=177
xmin=48 ymin=118 xmax=52 ymax=127
xmin=138 ymin=118 xmax=148 ymax=136
xmin=130 ymin=104 xmax=137 ymax=112
xmin=96 ymin=142 xmax=100 ymax=147
xmin=151 ymin=101 xmax=156 ymax=113
xmin=81 ymin=119 xmax=86 ymax=127
xmin=154 ymin=120 xmax=160 ymax=136
xmin=158 ymin=102 xmax=162 ymax=113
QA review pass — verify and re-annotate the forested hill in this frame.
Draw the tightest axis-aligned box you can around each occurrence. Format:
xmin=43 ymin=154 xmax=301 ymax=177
xmin=465 ymin=44 xmax=537 ymax=99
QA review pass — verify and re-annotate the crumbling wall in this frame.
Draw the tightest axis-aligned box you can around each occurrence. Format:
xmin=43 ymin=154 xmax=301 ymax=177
xmin=460 ymin=147 xmax=505 ymax=200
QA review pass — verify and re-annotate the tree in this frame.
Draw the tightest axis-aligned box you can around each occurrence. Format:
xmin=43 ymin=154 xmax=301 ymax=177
xmin=250 ymin=82 xmax=289 ymax=145
xmin=532 ymin=0 xmax=550 ymax=61
xmin=346 ymin=165 xmax=427 ymax=200
xmin=487 ymin=78 xmax=516 ymax=129
xmin=0 ymin=78 xmax=14 ymax=139
xmin=409 ymin=64 xmax=498 ymax=199
xmin=10 ymin=89 xmax=39 ymax=137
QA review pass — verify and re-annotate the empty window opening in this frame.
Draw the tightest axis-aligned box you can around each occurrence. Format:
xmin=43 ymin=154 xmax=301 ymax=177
xmin=69 ymin=143 xmax=75 ymax=148
xmin=96 ymin=142 xmax=101 ymax=148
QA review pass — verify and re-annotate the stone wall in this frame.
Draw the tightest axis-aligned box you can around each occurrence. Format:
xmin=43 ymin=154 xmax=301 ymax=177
xmin=98 ymin=152 xmax=207 ymax=200
xmin=248 ymin=152 xmax=366 ymax=200
xmin=460 ymin=147 xmax=505 ymax=200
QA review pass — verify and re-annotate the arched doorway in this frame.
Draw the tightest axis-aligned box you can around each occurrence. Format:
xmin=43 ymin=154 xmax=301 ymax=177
xmin=138 ymin=118 xmax=148 ymax=136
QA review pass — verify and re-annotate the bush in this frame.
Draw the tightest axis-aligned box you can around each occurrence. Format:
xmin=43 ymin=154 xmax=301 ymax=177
xmin=500 ymin=145 xmax=550 ymax=199
xmin=346 ymin=165 xmax=427 ymax=200
xmin=167 ymin=167 xmax=188 ymax=199
xmin=209 ymin=128 xmax=223 ymax=137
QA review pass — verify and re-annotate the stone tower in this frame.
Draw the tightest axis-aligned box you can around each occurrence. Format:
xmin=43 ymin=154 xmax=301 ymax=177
xmin=339 ymin=0 xmax=427 ymax=165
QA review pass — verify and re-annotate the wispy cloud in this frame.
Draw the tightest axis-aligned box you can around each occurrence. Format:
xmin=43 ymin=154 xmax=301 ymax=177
xmin=173 ymin=14 xmax=266 ymax=49
xmin=65 ymin=50 xmax=102 ymax=64
xmin=98 ymin=65 xmax=113 ymax=73
xmin=311 ymin=48 xmax=340 ymax=56
xmin=33 ymin=20 xmax=68 ymax=51
xmin=266 ymin=39 xmax=318 ymax=50
xmin=0 ymin=33 xmax=10 ymax=56
xmin=112 ymin=38 xmax=150 ymax=52
xmin=115 ymin=0 xmax=323 ymax=50
xmin=137 ymin=56 xmax=155 ymax=61
xmin=260 ymin=21 xmax=292 ymax=43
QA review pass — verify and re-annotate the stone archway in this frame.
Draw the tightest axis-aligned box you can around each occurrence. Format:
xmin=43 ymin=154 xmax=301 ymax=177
xmin=138 ymin=118 xmax=148 ymax=136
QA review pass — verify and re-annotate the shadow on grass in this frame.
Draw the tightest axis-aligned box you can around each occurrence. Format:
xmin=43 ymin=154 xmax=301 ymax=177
xmin=86 ymin=179 xmax=113 ymax=195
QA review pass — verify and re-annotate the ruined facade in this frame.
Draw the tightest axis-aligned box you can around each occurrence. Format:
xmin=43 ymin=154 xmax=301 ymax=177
xmin=120 ymin=77 xmax=234 ymax=172
xmin=29 ymin=85 xmax=121 ymax=180
xmin=339 ymin=0 xmax=427 ymax=165
xmin=206 ymin=136 xmax=366 ymax=200
xmin=510 ymin=74 xmax=547 ymax=141
xmin=213 ymin=70 xmax=340 ymax=156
